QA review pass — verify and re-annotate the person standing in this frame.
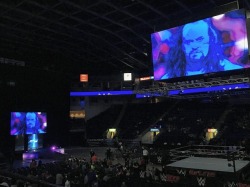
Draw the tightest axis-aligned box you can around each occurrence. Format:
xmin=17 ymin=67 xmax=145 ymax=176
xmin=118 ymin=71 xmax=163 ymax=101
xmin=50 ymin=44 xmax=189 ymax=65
xmin=142 ymin=147 xmax=149 ymax=165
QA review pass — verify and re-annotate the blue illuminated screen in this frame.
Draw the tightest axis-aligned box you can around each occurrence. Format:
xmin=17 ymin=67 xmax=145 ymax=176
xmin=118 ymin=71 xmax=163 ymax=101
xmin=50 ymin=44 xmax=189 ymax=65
xmin=10 ymin=112 xmax=47 ymax=135
xmin=28 ymin=134 xmax=43 ymax=150
xmin=152 ymin=9 xmax=250 ymax=80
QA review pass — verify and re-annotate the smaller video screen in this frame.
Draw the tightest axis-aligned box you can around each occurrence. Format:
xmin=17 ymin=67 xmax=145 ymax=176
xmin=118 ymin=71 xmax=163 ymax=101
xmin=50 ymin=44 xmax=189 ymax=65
xmin=15 ymin=135 xmax=24 ymax=151
xmin=28 ymin=134 xmax=43 ymax=151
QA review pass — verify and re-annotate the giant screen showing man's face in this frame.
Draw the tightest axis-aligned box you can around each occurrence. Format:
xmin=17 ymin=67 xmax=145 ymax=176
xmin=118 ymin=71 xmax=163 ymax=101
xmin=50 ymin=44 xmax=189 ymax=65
xmin=151 ymin=9 xmax=250 ymax=80
xmin=182 ymin=20 xmax=210 ymax=64
xmin=10 ymin=112 xmax=47 ymax=135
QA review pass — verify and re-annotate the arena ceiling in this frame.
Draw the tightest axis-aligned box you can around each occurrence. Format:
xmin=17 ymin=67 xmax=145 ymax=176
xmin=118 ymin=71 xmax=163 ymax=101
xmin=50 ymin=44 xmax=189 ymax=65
xmin=0 ymin=0 xmax=249 ymax=77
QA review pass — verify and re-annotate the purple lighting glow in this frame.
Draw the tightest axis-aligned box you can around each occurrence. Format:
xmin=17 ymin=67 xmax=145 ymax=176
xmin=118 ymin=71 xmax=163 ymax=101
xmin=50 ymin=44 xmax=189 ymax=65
xmin=23 ymin=152 xmax=38 ymax=160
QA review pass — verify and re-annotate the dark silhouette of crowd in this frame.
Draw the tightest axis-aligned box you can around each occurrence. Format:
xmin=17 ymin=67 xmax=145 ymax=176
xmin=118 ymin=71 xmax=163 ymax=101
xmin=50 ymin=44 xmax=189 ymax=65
xmin=2 ymin=151 xmax=173 ymax=187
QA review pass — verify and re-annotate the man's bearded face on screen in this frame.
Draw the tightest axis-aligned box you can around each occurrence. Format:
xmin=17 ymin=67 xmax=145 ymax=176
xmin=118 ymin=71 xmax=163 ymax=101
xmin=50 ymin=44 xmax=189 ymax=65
xmin=26 ymin=112 xmax=36 ymax=129
xmin=182 ymin=20 xmax=210 ymax=63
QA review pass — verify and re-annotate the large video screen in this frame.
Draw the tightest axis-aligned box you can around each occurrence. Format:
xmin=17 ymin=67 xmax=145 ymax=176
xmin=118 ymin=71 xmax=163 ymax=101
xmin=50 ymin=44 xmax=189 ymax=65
xmin=152 ymin=9 xmax=250 ymax=80
xmin=10 ymin=112 xmax=47 ymax=135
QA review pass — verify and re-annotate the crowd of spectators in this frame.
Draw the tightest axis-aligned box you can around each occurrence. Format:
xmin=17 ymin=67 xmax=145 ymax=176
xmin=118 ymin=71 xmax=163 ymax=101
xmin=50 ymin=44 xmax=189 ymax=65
xmin=1 ymin=146 xmax=177 ymax=187
xmin=3 ymin=142 xmax=250 ymax=187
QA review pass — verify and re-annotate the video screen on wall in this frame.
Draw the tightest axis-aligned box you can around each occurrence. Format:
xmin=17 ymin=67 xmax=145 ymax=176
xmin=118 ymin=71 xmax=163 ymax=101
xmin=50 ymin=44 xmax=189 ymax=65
xmin=15 ymin=135 xmax=24 ymax=151
xmin=151 ymin=9 xmax=250 ymax=80
xmin=28 ymin=134 xmax=43 ymax=151
xmin=10 ymin=112 xmax=47 ymax=135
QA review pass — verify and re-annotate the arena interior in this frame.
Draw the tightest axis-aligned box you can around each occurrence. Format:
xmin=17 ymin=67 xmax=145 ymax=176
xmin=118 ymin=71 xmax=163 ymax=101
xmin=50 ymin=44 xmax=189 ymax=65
xmin=1 ymin=0 xmax=250 ymax=187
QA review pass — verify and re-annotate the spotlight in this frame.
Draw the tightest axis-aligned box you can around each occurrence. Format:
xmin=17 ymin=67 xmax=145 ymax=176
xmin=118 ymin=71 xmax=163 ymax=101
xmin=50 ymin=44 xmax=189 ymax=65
xmin=51 ymin=146 xmax=56 ymax=151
